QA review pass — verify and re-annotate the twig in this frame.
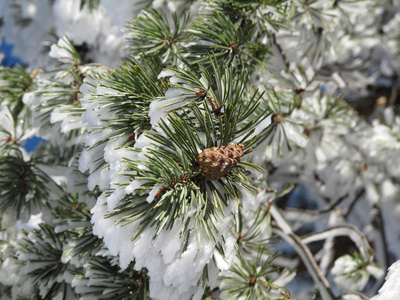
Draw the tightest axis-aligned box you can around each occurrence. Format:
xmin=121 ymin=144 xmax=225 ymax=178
xmin=269 ymin=31 xmax=290 ymax=70
xmin=338 ymin=292 xmax=369 ymax=300
xmin=270 ymin=203 xmax=336 ymax=300
xmin=300 ymin=224 xmax=373 ymax=259
xmin=271 ymin=223 xmax=336 ymax=300
xmin=373 ymin=199 xmax=389 ymax=267
xmin=343 ymin=188 xmax=365 ymax=218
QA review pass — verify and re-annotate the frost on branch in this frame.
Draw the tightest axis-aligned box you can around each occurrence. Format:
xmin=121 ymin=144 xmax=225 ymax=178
xmin=79 ymin=57 xmax=269 ymax=299
xmin=332 ymin=254 xmax=384 ymax=292
xmin=2 ymin=0 xmax=400 ymax=299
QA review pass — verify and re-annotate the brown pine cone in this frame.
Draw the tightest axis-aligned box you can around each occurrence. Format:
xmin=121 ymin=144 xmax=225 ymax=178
xmin=197 ymin=144 xmax=245 ymax=180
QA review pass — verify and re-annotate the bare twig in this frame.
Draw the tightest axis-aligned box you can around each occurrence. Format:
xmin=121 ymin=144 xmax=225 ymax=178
xmin=269 ymin=31 xmax=290 ymax=70
xmin=270 ymin=203 xmax=336 ymax=300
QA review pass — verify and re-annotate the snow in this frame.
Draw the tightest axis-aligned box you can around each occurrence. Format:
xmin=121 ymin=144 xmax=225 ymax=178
xmin=49 ymin=36 xmax=75 ymax=63
xmin=16 ymin=213 xmax=43 ymax=232
xmin=4 ymin=1 xmax=400 ymax=299
xmin=372 ymin=260 xmax=400 ymax=300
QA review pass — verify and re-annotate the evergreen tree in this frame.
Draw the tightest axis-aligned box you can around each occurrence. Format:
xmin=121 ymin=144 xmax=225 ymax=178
xmin=1 ymin=0 xmax=400 ymax=299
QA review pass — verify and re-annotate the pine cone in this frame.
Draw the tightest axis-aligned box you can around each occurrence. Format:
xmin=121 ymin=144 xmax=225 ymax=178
xmin=197 ymin=144 xmax=245 ymax=180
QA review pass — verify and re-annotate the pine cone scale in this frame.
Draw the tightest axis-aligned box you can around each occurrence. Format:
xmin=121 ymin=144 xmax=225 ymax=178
xmin=197 ymin=144 xmax=244 ymax=180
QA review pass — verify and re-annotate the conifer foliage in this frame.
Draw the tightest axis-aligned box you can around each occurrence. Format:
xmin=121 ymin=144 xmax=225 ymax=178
xmin=1 ymin=0 xmax=400 ymax=299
